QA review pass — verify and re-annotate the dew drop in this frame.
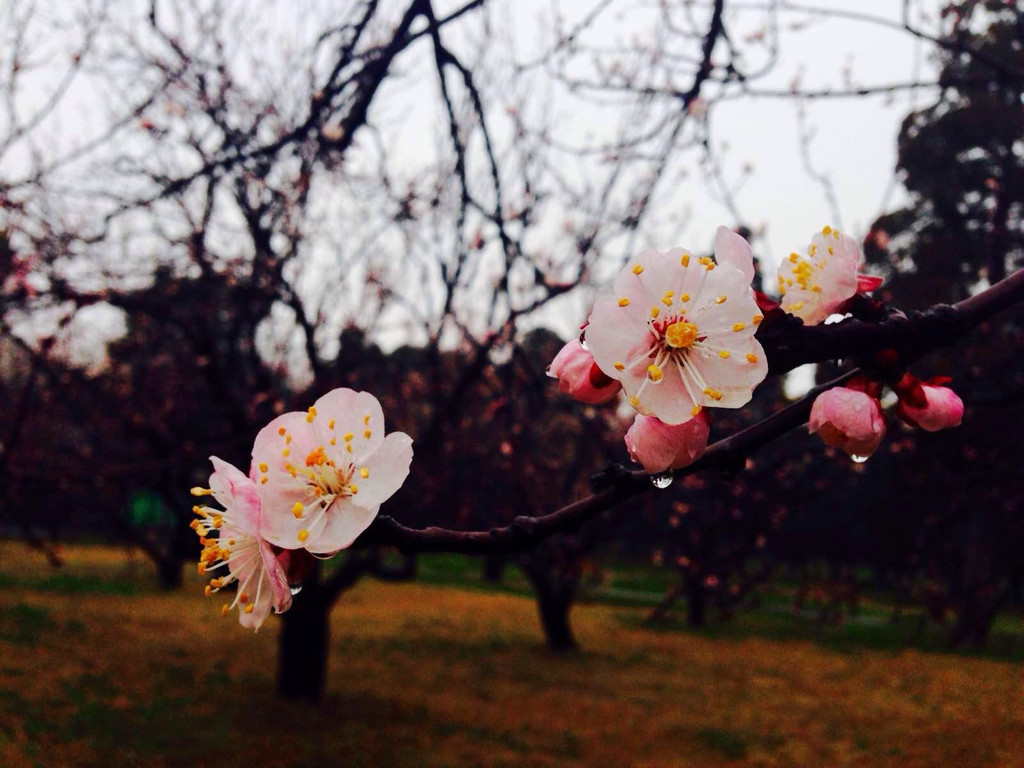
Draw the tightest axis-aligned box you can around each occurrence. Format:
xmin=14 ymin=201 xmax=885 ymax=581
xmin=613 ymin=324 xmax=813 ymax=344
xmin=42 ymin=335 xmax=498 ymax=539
xmin=651 ymin=473 xmax=674 ymax=489
xmin=578 ymin=330 xmax=589 ymax=350
xmin=850 ymin=454 xmax=870 ymax=464
xmin=290 ymin=584 xmax=303 ymax=596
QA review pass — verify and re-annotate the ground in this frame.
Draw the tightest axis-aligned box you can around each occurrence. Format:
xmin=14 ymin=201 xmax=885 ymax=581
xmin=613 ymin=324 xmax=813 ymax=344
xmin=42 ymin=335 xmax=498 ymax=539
xmin=1 ymin=541 xmax=1022 ymax=767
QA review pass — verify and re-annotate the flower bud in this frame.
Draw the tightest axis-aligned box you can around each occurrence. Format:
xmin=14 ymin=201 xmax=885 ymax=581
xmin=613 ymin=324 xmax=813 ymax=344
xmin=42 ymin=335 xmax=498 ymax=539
xmin=898 ymin=383 xmax=964 ymax=432
xmin=625 ymin=412 xmax=710 ymax=473
xmin=548 ymin=339 xmax=621 ymax=404
xmin=808 ymin=387 xmax=886 ymax=457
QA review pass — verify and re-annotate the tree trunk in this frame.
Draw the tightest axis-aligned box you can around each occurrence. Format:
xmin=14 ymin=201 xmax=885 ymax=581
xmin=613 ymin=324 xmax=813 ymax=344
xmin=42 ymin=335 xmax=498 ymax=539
xmin=534 ymin=578 xmax=577 ymax=651
xmin=685 ymin=571 xmax=707 ymax=628
xmin=482 ymin=553 xmax=507 ymax=583
xmin=276 ymin=567 xmax=329 ymax=700
xmin=156 ymin=556 xmax=184 ymax=591
xmin=949 ymin=513 xmax=994 ymax=648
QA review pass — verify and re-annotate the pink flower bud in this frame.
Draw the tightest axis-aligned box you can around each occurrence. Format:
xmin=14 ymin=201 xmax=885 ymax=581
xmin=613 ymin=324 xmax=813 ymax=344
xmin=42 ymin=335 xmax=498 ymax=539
xmin=898 ymin=384 xmax=964 ymax=432
xmin=808 ymin=387 xmax=886 ymax=458
xmin=624 ymin=412 xmax=710 ymax=473
xmin=548 ymin=339 xmax=621 ymax=404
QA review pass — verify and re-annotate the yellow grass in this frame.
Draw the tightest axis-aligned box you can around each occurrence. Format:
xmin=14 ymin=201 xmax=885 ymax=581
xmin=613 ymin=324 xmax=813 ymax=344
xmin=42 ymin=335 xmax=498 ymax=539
xmin=1 ymin=541 xmax=1022 ymax=767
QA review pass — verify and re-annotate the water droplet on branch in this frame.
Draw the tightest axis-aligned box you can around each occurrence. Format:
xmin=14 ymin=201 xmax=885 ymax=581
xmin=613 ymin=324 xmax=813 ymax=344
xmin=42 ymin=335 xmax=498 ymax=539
xmin=651 ymin=473 xmax=674 ymax=489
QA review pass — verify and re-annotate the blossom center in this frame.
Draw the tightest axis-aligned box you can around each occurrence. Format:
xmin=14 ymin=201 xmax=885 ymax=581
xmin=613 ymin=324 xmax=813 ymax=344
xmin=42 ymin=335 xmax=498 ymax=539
xmin=665 ymin=321 xmax=698 ymax=349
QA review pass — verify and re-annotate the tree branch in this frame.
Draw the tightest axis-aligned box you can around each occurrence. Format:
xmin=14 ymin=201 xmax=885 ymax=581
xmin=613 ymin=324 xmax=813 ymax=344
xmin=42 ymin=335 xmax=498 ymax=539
xmin=355 ymin=268 xmax=1024 ymax=555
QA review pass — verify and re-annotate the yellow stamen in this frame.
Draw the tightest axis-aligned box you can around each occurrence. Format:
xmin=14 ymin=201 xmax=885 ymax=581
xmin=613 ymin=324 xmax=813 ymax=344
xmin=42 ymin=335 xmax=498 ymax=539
xmin=190 ymin=487 xmax=212 ymax=497
xmin=790 ymin=301 xmax=804 ymax=310
xmin=650 ymin=307 xmax=660 ymax=319
xmin=665 ymin=321 xmax=698 ymax=349
xmin=305 ymin=446 xmax=328 ymax=466
xmin=632 ymin=264 xmax=644 ymax=275
xmin=298 ymin=529 xmax=309 ymax=543
xmin=823 ymin=225 xmax=832 ymax=235
xmin=715 ymin=295 xmax=727 ymax=304
xmin=349 ymin=484 xmax=358 ymax=494
xmin=789 ymin=252 xmax=800 ymax=263
xmin=630 ymin=396 xmax=639 ymax=407
xmin=258 ymin=462 xmax=268 ymax=473
xmin=647 ymin=364 xmax=663 ymax=383
xmin=614 ymin=361 xmax=625 ymax=371
xmin=718 ymin=350 xmax=731 ymax=359
xmin=752 ymin=314 xmax=763 ymax=325
xmin=343 ymin=432 xmax=354 ymax=442
xmin=618 ymin=297 xmax=630 ymax=307
xmin=681 ymin=253 xmax=690 ymax=267
xmin=746 ymin=353 xmax=758 ymax=363
xmin=691 ymin=404 xmax=702 ymax=417
xmin=292 ymin=502 xmax=304 ymax=519
xmin=680 ymin=293 xmax=690 ymax=302
xmin=364 ymin=430 xmax=372 ymax=439
xmin=328 ymin=419 xmax=336 ymax=429
xmin=732 ymin=323 xmax=745 ymax=332
xmin=360 ymin=468 xmax=369 ymax=479
xmin=306 ymin=406 xmax=317 ymax=423
xmin=244 ymin=604 xmax=254 ymax=614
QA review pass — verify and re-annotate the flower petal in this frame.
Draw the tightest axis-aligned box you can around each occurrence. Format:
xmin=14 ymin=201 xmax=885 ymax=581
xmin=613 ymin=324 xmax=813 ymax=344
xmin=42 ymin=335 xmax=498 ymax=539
xmin=209 ymin=457 xmax=260 ymax=535
xmin=714 ymin=226 xmax=755 ymax=285
xmin=349 ymin=431 xmax=414 ymax=511
xmin=306 ymin=498 xmax=380 ymax=554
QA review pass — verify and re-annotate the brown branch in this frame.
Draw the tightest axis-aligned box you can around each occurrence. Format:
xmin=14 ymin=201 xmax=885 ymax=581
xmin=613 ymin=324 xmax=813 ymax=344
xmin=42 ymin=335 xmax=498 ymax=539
xmin=355 ymin=267 xmax=1024 ymax=555
xmin=760 ymin=267 xmax=1024 ymax=375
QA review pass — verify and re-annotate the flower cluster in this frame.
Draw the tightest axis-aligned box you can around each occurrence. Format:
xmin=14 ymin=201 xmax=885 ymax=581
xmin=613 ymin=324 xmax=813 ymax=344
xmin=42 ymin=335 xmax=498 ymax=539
xmin=549 ymin=226 xmax=768 ymax=472
xmin=192 ymin=389 xmax=413 ymax=630
xmin=550 ymin=223 xmax=962 ymax=473
xmin=808 ymin=374 xmax=963 ymax=459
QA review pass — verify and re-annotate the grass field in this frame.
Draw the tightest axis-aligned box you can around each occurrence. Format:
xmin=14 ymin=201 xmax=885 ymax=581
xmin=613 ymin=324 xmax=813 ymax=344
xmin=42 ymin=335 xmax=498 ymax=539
xmin=1 ymin=541 xmax=1023 ymax=767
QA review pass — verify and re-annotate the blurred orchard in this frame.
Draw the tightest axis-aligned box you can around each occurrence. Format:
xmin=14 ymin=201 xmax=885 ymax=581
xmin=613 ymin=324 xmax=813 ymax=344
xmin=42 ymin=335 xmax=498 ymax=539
xmin=1 ymin=1 xmax=1023 ymax=762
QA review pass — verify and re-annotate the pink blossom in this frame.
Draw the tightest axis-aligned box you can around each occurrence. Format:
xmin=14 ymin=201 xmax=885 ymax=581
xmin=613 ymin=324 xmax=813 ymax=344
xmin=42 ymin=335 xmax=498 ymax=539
xmin=548 ymin=338 xmax=621 ymax=404
xmin=808 ymin=387 xmax=886 ymax=457
xmin=192 ymin=457 xmax=292 ymax=630
xmin=899 ymin=383 xmax=964 ymax=432
xmin=585 ymin=238 xmax=768 ymax=425
xmin=778 ymin=226 xmax=880 ymax=325
xmin=624 ymin=412 xmax=710 ymax=473
xmin=251 ymin=389 xmax=413 ymax=554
